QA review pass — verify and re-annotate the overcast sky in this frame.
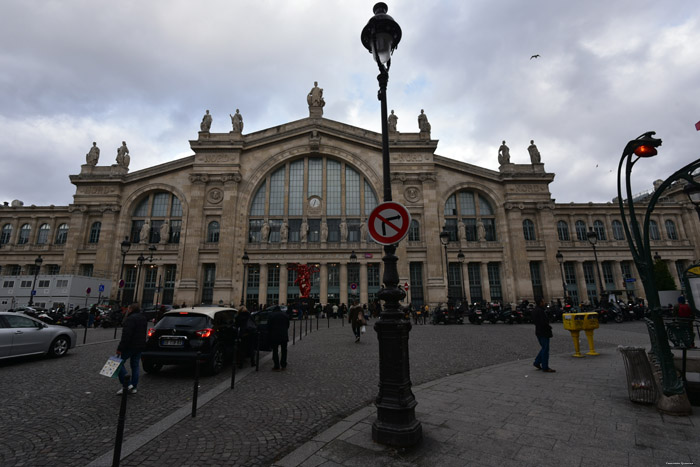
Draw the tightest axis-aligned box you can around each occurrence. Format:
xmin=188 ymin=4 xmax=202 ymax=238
xmin=1 ymin=0 xmax=699 ymax=207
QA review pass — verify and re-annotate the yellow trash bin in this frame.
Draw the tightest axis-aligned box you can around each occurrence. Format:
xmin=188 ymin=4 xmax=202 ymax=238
xmin=563 ymin=313 xmax=585 ymax=357
xmin=581 ymin=312 xmax=599 ymax=356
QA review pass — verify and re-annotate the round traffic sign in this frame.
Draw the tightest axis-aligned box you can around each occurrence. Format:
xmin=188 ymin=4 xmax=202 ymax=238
xmin=404 ymin=282 xmax=410 ymax=291
xmin=367 ymin=201 xmax=412 ymax=245
xmin=118 ymin=279 xmax=125 ymax=289
xmin=86 ymin=288 xmax=91 ymax=295
xmin=350 ymin=283 xmax=357 ymax=290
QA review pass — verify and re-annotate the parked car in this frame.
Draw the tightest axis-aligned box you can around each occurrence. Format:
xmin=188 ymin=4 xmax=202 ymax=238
xmin=141 ymin=307 xmax=238 ymax=375
xmin=56 ymin=308 xmax=90 ymax=327
xmin=0 ymin=311 xmax=77 ymax=359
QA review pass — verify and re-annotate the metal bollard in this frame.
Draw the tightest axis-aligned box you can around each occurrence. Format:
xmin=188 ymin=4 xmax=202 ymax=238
xmin=317 ymin=313 xmax=319 ymax=330
xmin=292 ymin=320 xmax=296 ymax=345
xmin=83 ymin=321 xmax=88 ymax=345
xmin=112 ymin=375 xmax=130 ymax=467
xmin=113 ymin=323 xmax=118 ymax=340
xmin=255 ymin=330 xmax=260 ymax=372
xmin=327 ymin=313 xmax=330 ymax=328
xmin=192 ymin=352 xmax=201 ymax=417
xmin=230 ymin=338 xmax=238 ymax=390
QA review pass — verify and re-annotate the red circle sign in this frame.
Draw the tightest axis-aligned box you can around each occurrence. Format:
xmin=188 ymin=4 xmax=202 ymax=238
xmin=404 ymin=282 xmax=410 ymax=291
xmin=367 ymin=201 xmax=412 ymax=245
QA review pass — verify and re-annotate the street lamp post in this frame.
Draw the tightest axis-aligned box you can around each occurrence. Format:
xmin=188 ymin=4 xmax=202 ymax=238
xmin=586 ymin=228 xmax=605 ymax=303
xmin=28 ymin=255 xmax=43 ymax=307
xmin=616 ymin=130 xmax=700 ymax=397
xmin=116 ymin=237 xmax=131 ymax=306
xmin=457 ymin=250 xmax=466 ymax=304
xmin=556 ymin=250 xmax=566 ymax=300
xmin=349 ymin=250 xmax=358 ymax=300
xmin=361 ymin=3 xmax=421 ymax=447
xmin=240 ymin=252 xmax=249 ymax=307
xmin=440 ymin=230 xmax=450 ymax=305
xmin=133 ymin=254 xmax=145 ymax=304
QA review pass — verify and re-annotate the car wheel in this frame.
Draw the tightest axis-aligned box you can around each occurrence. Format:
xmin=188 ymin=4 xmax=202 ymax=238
xmin=206 ymin=346 xmax=225 ymax=375
xmin=49 ymin=336 xmax=70 ymax=357
xmin=142 ymin=359 xmax=163 ymax=374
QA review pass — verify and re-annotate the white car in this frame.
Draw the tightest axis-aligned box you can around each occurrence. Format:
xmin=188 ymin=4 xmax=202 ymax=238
xmin=0 ymin=311 xmax=77 ymax=359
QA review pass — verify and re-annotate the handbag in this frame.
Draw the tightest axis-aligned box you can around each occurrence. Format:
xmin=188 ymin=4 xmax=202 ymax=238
xmin=99 ymin=355 xmax=124 ymax=378
xmin=361 ymin=325 xmax=366 ymax=334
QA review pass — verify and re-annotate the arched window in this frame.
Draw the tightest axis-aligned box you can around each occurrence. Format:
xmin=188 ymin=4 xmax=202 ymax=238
xmin=55 ymin=223 xmax=69 ymax=245
xmin=18 ymin=224 xmax=31 ymax=245
xmin=0 ymin=224 xmax=11 ymax=245
xmin=575 ymin=220 xmax=587 ymax=241
xmin=443 ymin=191 xmax=496 ymax=242
xmin=612 ymin=220 xmax=625 ymax=240
xmin=649 ymin=220 xmax=660 ymax=240
xmin=557 ymin=221 xmax=570 ymax=241
xmin=207 ymin=221 xmax=220 ymax=243
xmin=248 ymin=157 xmax=378 ymax=244
xmin=88 ymin=222 xmax=101 ymax=244
xmin=408 ymin=219 xmax=420 ymax=242
xmin=36 ymin=223 xmax=51 ymax=245
xmin=523 ymin=219 xmax=536 ymax=241
xmin=593 ymin=220 xmax=607 ymax=241
xmin=665 ymin=220 xmax=678 ymax=240
xmin=130 ymin=191 xmax=183 ymax=244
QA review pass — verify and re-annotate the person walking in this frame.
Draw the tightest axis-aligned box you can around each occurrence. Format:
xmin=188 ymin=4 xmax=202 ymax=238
xmin=116 ymin=303 xmax=148 ymax=394
xmin=532 ymin=298 xmax=555 ymax=373
xmin=268 ymin=305 xmax=289 ymax=371
xmin=348 ymin=299 xmax=364 ymax=343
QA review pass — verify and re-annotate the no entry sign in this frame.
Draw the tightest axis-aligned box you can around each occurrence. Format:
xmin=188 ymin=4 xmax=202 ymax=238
xmin=367 ymin=201 xmax=412 ymax=245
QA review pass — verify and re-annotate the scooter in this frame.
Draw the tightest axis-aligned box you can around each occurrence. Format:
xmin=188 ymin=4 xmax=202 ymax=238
xmin=465 ymin=304 xmax=484 ymax=324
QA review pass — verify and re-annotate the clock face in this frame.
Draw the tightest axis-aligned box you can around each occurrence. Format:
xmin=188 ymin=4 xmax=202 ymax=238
xmin=309 ymin=197 xmax=321 ymax=208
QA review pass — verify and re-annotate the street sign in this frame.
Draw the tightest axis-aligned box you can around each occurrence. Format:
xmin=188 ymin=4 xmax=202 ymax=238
xmin=350 ymin=283 xmax=357 ymax=290
xmin=118 ymin=279 xmax=125 ymax=289
xmin=99 ymin=284 xmax=105 ymax=292
xmin=624 ymin=278 xmax=636 ymax=283
xmin=86 ymin=288 xmax=91 ymax=295
xmin=404 ymin=282 xmax=410 ymax=291
xmin=367 ymin=201 xmax=412 ymax=245
xmin=31 ymin=290 xmax=36 ymax=296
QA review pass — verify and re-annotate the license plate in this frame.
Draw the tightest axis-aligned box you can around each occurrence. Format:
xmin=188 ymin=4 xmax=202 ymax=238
xmin=160 ymin=337 xmax=184 ymax=347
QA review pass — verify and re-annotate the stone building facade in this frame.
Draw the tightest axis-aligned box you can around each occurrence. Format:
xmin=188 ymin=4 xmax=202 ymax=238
xmin=1 ymin=94 xmax=699 ymax=309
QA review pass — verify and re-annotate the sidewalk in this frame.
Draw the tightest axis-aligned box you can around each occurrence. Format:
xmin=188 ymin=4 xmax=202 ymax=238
xmin=274 ymin=349 xmax=700 ymax=467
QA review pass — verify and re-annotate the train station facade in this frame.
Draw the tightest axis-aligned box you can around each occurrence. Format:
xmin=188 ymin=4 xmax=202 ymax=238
xmin=1 ymin=91 xmax=699 ymax=310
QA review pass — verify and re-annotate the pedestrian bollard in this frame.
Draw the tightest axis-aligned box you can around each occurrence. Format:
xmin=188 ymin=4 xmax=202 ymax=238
xmin=292 ymin=320 xmax=296 ymax=345
xmin=299 ymin=317 xmax=302 ymax=341
xmin=83 ymin=321 xmax=89 ymax=345
xmin=563 ymin=313 xmax=585 ymax=357
xmin=327 ymin=313 xmax=330 ymax=328
xmin=317 ymin=313 xmax=319 ymax=330
xmin=113 ymin=323 xmax=118 ymax=340
xmin=112 ymin=375 xmax=130 ymax=467
xmin=230 ymin=338 xmax=238 ymax=390
xmin=192 ymin=352 xmax=201 ymax=417
xmin=255 ymin=330 xmax=260 ymax=372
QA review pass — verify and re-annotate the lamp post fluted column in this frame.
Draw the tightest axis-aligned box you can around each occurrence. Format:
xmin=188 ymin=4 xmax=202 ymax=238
xmin=28 ymin=255 xmax=43 ymax=307
xmin=586 ymin=228 xmax=605 ymax=303
xmin=240 ymin=252 xmax=249 ymax=307
xmin=556 ymin=250 xmax=566 ymax=300
xmin=116 ymin=237 xmax=131 ymax=306
xmin=362 ymin=2 xmax=421 ymax=447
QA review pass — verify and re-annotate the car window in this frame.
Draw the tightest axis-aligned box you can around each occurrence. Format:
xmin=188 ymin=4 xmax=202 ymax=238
xmin=5 ymin=315 xmax=41 ymax=329
xmin=254 ymin=312 xmax=269 ymax=325
xmin=214 ymin=310 xmax=235 ymax=327
xmin=156 ymin=314 xmax=209 ymax=329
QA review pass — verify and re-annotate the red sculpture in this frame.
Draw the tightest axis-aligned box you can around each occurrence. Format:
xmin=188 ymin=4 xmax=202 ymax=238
xmin=288 ymin=263 xmax=319 ymax=298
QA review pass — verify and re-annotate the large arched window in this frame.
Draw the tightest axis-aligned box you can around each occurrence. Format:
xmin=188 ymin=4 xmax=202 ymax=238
xmin=408 ymin=219 xmax=420 ymax=242
xmin=207 ymin=221 xmax=220 ymax=243
xmin=557 ymin=221 xmax=570 ymax=241
xmin=593 ymin=220 xmax=607 ymax=241
xmin=612 ymin=220 xmax=625 ymax=240
xmin=88 ymin=222 xmax=101 ymax=244
xmin=575 ymin=220 xmax=587 ymax=241
xmin=55 ymin=223 xmax=69 ymax=245
xmin=248 ymin=157 xmax=378 ymax=243
xmin=18 ymin=224 xmax=31 ymax=245
xmin=37 ymin=223 xmax=51 ymax=245
xmin=649 ymin=220 xmax=660 ymax=240
xmin=0 ymin=224 xmax=11 ymax=245
xmin=444 ymin=191 xmax=496 ymax=241
xmin=130 ymin=191 xmax=183 ymax=244
xmin=523 ymin=219 xmax=536 ymax=241
xmin=665 ymin=220 xmax=678 ymax=240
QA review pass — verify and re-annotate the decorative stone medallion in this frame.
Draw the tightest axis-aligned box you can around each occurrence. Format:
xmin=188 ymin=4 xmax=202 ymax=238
xmin=404 ymin=186 xmax=421 ymax=203
xmin=207 ymin=188 xmax=223 ymax=204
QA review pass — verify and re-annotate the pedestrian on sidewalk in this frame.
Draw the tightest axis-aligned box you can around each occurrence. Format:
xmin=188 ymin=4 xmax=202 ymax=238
xmin=349 ymin=299 xmax=364 ymax=343
xmin=268 ymin=305 xmax=289 ymax=371
xmin=532 ymin=298 xmax=555 ymax=373
xmin=116 ymin=303 xmax=148 ymax=394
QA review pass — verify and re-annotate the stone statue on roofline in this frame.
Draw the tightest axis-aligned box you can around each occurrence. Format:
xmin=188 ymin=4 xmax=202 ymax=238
xmin=307 ymin=81 xmax=325 ymax=117
xmin=116 ymin=141 xmax=130 ymax=169
xmin=528 ymin=140 xmax=541 ymax=164
xmin=86 ymin=142 xmax=100 ymax=166
xmin=230 ymin=109 xmax=243 ymax=133
xmin=498 ymin=141 xmax=510 ymax=165
xmin=200 ymin=110 xmax=212 ymax=132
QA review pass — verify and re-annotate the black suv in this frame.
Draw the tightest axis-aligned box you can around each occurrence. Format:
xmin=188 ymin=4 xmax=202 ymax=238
xmin=141 ymin=307 xmax=237 ymax=375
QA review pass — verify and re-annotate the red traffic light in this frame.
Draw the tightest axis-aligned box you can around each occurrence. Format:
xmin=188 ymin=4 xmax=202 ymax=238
xmin=633 ymin=145 xmax=658 ymax=157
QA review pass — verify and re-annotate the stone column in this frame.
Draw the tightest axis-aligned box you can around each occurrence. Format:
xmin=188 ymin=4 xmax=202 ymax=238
xmin=279 ymin=265 xmax=288 ymax=305
xmin=614 ymin=261 xmax=624 ymax=294
xmin=340 ymin=262 xmax=348 ymax=305
xmin=259 ymin=263 xmax=268 ymax=306
xmin=360 ymin=262 xmax=368 ymax=304
xmin=178 ymin=175 xmax=208 ymax=305
xmin=575 ymin=261 xmax=587 ymax=305
xmin=480 ymin=262 xmax=491 ymax=303
xmin=319 ymin=263 xmax=328 ymax=304
xmin=216 ymin=177 xmax=241 ymax=305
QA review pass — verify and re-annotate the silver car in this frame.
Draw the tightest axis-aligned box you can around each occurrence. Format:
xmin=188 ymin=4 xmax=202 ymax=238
xmin=0 ymin=311 xmax=77 ymax=359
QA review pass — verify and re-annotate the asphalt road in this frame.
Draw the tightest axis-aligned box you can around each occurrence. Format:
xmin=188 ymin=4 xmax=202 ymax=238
xmin=0 ymin=318 xmax=650 ymax=466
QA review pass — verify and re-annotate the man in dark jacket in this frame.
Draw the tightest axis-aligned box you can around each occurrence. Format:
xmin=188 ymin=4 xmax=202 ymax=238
xmin=268 ymin=306 xmax=289 ymax=371
xmin=116 ymin=303 xmax=148 ymax=394
xmin=532 ymin=298 xmax=555 ymax=373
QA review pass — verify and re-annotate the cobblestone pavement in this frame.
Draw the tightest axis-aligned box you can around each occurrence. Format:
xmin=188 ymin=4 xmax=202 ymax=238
xmin=0 ymin=318 xmax=651 ymax=466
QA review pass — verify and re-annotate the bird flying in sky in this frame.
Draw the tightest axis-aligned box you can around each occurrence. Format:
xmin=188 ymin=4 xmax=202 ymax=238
xmin=530 ymin=54 xmax=540 ymax=59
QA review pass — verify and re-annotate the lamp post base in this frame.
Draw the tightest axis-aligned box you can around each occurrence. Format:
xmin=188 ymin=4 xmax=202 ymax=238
xmin=372 ymin=405 xmax=422 ymax=447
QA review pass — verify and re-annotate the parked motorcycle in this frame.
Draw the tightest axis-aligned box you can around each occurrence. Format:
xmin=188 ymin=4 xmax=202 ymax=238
xmin=485 ymin=303 xmax=514 ymax=324
xmin=465 ymin=304 xmax=484 ymax=324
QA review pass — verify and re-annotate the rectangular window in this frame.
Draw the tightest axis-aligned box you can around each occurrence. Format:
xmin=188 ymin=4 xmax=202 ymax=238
xmin=409 ymin=262 xmax=424 ymax=307
xmin=464 ymin=218 xmax=477 ymax=241
xmin=38 ymin=280 xmax=50 ymax=288
xmin=47 ymin=264 xmax=60 ymax=275
xmin=327 ymin=219 xmax=340 ymax=243
xmin=21 ymin=280 xmax=32 ymax=288
xmin=308 ymin=158 xmax=322 ymax=198
xmin=348 ymin=219 xmax=360 ymax=242
xmin=288 ymin=219 xmax=301 ymax=243
xmin=444 ymin=195 xmax=457 ymax=216
xmin=288 ymin=268 xmax=297 ymax=287
xmin=308 ymin=219 xmax=321 ymax=243
xmin=483 ymin=219 xmax=496 ymax=241
xmin=201 ymin=264 xmax=216 ymax=305
xmin=448 ymin=263 xmax=463 ymax=302
xmin=80 ymin=264 xmax=94 ymax=277
xmin=458 ymin=192 xmax=476 ymax=215
xmin=248 ymin=219 xmax=263 ymax=243
xmin=163 ymin=265 xmax=177 ymax=305
xmin=171 ymin=196 xmax=182 ymax=217
xmin=583 ymin=262 xmax=598 ymax=304
xmin=247 ymin=265 xmax=260 ymax=288
xmin=269 ymin=220 xmax=281 ymax=243
xmin=368 ymin=263 xmax=380 ymax=287
xmin=3 ymin=281 xmax=14 ymax=288
xmin=151 ymin=193 xmax=169 ymax=217
xmin=150 ymin=220 xmax=163 ymax=243
xmin=364 ymin=181 xmax=377 ymax=216
xmin=288 ymin=160 xmax=304 ymax=216
xmin=468 ymin=263 xmax=482 ymax=303
xmin=445 ymin=218 xmax=458 ymax=242
xmin=131 ymin=220 xmax=144 ymax=243
xmin=326 ymin=160 xmax=341 ymax=215
xmin=530 ymin=262 xmax=543 ymax=301
xmin=267 ymin=264 xmax=280 ymax=288
xmin=250 ymin=181 xmax=266 ymax=216
xmin=348 ymin=264 xmax=360 ymax=296
xmin=345 ymin=169 xmax=360 ymax=216
xmin=169 ymin=220 xmax=181 ymax=244
xmin=488 ymin=263 xmax=502 ymax=302
xmin=602 ymin=262 xmax=615 ymax=290
xmin=56 ymin=279 xmax=68 ymax=288
xmin=269 ymin=168 xmax=286 ymax=216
